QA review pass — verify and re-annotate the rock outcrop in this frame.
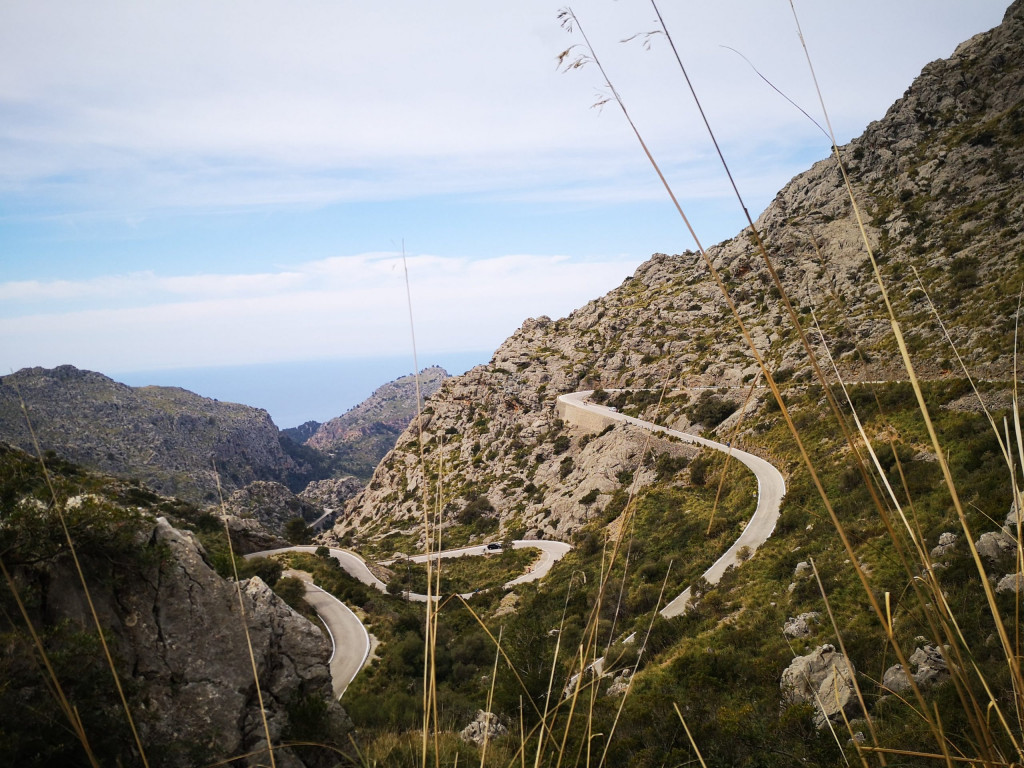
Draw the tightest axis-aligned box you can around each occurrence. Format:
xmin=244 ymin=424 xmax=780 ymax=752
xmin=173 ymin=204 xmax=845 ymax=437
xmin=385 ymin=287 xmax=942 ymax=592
xmin=783 ymin=612 xmax=821 ymax=639
xmin=930 ymin=532 xmax=958 ymax=559
xmin=300 ymin=476 xmax=364 ymax=510
xmin=305 ymin=367 xmax=448 ymax=480
xmin=0 ymin=443 xmax=346 ymax=766
xmin=119 ymin=518 xmax=337 ymax=763
xmin=224 ymin=480 xmax=324 ymax=537
xmin=781 ymin=644 xmax=859 ymax=728
xmin=459 ymin=710 xmax=507 ymax=747
xmin=882 ymin=644 xmax=951 ymax=694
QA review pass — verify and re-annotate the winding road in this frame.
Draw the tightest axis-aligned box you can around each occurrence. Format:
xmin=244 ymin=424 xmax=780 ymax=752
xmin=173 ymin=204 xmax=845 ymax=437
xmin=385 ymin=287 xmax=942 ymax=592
xmin=556 ymin=391 xmax=786 ymax=618
xmin=246 ymin=540 xmax=571 ymax=696
xmin=250 ymin=389 xmax=786 ymax=694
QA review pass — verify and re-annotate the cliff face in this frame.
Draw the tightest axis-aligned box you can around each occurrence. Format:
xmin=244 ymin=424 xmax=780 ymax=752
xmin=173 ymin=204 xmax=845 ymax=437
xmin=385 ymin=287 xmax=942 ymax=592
xmin=337 ymin=2 xmax=1024 ymax=543
xmin=223 ymin=479 xmax=324 ymax=536
xmin=305 ymin=366 xmax=448 ymax=480
xmin=0 ymin=443 xmax=346 ymax=767
xmin=0 ymin=365 xmax=318 ymax=503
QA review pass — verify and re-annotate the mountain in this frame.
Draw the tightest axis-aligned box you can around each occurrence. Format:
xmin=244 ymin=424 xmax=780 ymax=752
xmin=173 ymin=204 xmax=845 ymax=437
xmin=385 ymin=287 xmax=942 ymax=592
xmin=333 ymin=6 xmax=1024 ymax=764
xmin=336 ymin=0 xmax=1024 ymax=544
xmin=303 ymin=366 xmax=447 ymax=480
xmin=0 ymin=365 xmax=319 ymax=504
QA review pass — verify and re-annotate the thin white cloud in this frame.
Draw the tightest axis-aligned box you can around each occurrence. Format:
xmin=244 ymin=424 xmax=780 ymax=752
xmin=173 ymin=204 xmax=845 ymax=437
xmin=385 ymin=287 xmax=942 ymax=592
xmin=0 ymin=1 xmax=1007 ymax=213
xmin=0 ymin=251 xmax=645 ymax=372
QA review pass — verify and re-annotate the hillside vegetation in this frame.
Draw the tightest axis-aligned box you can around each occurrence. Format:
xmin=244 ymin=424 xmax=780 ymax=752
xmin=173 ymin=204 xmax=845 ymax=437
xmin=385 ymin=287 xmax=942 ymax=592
xmin=328 ymin=3 xmax=1024 ymax=765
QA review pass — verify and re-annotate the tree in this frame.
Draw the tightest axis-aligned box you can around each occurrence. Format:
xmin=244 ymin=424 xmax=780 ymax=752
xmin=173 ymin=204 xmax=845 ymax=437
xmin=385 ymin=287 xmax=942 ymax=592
xmin=284 ymin=517 xmax=312 ymax=544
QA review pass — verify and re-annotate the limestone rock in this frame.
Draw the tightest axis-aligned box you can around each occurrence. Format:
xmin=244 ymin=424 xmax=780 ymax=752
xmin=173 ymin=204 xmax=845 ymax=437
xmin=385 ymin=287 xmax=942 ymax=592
xmin=783 ymin=612 xmax=821 ymax=638
xmin=996 ymin=573 xmax=1023 ymax=594
xmin=930 ymin=532 xmax=958 ymax=559
xmin=493 ymin=591 xmax=520 ymax=617
xmin=224 ymin=480 xmax=325 ymax=537
xmin=459 ymin=710 xmax=507 ymax=746
xmin=220 ymin=513 xmax=290 ymax=554
xmin=15 ymin=509 xmax=342 ymax=767
xmin=975 ymin=530 xmax=1016 ymax=564
xmin=606 ymin=670 xmax=632 ymax=697
xmin=909 ymin=644 xmax=951 ymax=688
xmin=1005 ymin=500 xmax=1022 ymax=533
xmin=781 ymin=644 xmax=858 ymax=728
xmin=300 ymin=476 xmax=363 ymax=511
xmin=120 ymin=518 xmax=338 ymax=764
xmin=882 ymin=663 xmax=910 ymax=694
xmin=882 ymin=644 xmax=950 ymax=693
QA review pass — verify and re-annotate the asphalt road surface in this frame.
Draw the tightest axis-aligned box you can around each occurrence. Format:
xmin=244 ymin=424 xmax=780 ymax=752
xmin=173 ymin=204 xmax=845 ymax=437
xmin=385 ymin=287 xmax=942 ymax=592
xmin=247 ymin=540 xmax=572 ymax=692
xmin=283 ymin=570 xmax=369 ymax=698
xmin=557 ymin=391 xmax=786 ymax=617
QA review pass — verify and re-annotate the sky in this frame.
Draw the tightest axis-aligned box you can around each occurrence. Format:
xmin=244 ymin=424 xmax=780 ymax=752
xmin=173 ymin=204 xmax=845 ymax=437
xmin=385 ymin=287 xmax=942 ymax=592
xmin=0 ymin=1 xmax=1011 ymax=398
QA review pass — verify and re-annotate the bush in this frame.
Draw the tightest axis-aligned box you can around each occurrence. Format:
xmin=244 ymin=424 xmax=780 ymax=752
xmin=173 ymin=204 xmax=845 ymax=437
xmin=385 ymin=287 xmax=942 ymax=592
xmin=239 ymin=556 xmax=283 ymax=586
xmin=273 ymin=576 xmax=309 ymax=612
xmin=689 ymin=455 xmax=710 ymax=486
xmin=284 ymin=517 xmax=312 ymax=544
xmin=687 ymin=392 xmax=738 ymax=428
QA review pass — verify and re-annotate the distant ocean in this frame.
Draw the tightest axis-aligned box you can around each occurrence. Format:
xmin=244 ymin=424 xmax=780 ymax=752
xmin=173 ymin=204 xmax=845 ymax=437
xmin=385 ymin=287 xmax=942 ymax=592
xmin=112 ymin=351 xmax=491 ymax=429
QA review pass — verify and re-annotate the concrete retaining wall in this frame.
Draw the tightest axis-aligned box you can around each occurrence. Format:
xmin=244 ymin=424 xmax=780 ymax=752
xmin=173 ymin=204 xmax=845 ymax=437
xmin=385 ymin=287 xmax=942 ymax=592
xmin=556 ymin=396 xmax=618 ymax=433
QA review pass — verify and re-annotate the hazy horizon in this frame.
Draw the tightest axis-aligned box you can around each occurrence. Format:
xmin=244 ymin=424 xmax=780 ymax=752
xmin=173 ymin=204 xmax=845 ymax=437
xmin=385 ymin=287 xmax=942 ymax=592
xmin=109 ymin=350 xmax=490 ymax=429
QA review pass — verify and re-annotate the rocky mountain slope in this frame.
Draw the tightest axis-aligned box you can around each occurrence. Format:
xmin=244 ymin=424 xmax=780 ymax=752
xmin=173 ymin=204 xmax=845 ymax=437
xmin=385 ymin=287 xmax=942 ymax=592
xmin=336 ymin=1 xmax=1024 ymax=544
xmin=0 ymin=365 xmax=319 ymax=504
xmin=299 ymin=366 xmax=447 ymax=480
xmin=0 ymin=443 xmax=348 ymax=767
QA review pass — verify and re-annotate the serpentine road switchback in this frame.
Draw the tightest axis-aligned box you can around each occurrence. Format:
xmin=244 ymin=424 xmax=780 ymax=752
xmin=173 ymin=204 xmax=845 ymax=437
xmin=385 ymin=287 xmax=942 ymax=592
xmin=250 ymin=389 xmax=786 ymax=695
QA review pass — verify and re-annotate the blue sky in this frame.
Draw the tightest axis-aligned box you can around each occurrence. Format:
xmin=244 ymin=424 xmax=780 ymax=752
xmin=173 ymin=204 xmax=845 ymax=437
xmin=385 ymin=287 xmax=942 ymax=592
xmin=1 ymin=0 xmax=1010 ymax=379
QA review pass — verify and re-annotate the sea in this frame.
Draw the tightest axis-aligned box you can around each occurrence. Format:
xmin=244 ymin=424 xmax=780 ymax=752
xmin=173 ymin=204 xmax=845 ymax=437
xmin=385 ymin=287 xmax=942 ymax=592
xmin=112 ymin=351 xmax=491 ymax=429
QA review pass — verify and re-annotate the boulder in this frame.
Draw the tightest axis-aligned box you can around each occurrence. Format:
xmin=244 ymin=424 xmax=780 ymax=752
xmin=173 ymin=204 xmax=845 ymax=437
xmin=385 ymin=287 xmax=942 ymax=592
xmin=783 ymin=612 xmax=821 ymax=638
xmin=1005 ymin=499 xmax=1022 ymax=533
xmin=781 ymin=644 xmax=858 ymax=728
xmin=996 ymin=573 xmax=1023 ymax=594
xmin=881 ymin=663 xmax=911 ymax=694
xmin=882 ymin=643 xmax=950 ymax=693
xmin=975 ymin=530 xmax=1016 ymax=563
xmin=909 ymin=644 xmax=950 ymax=688
xmin=930 ymin=532 xmax=958 ymax=559
xmin=459 ymin=710 xmax=507 ymax=746
xmin=606 ymin=670 xmax=632 ymax=697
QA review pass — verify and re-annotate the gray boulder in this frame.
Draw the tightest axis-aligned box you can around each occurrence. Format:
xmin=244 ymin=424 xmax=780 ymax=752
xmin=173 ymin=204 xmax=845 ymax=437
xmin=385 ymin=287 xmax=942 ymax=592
xmin=910 ymin=644 xmax=951 ymax=688
xmin=460 ymin=710 xmax=507 ymax=746
xmin=930 ymin=532 xmax=958 ymax=559
xmin=996 ymin=573 xmax=1023 ymax=594
xmin=781 ymin=644 xmax=858 ymax=728
xmin=783 ymin=612 xmax=821 ymax=638
xmin=606 ymin=670 xmax=632 ymax=697
xmin=975 ymin=530 xmax=1016 ymax=563
xmin=882 ymin=643 xmax=950 ymax=693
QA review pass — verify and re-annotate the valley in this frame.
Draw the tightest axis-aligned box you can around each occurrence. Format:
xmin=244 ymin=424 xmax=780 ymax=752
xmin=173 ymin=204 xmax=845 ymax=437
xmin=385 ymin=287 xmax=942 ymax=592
xmin=1 ymin=2 xmax=1023 ymax=766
